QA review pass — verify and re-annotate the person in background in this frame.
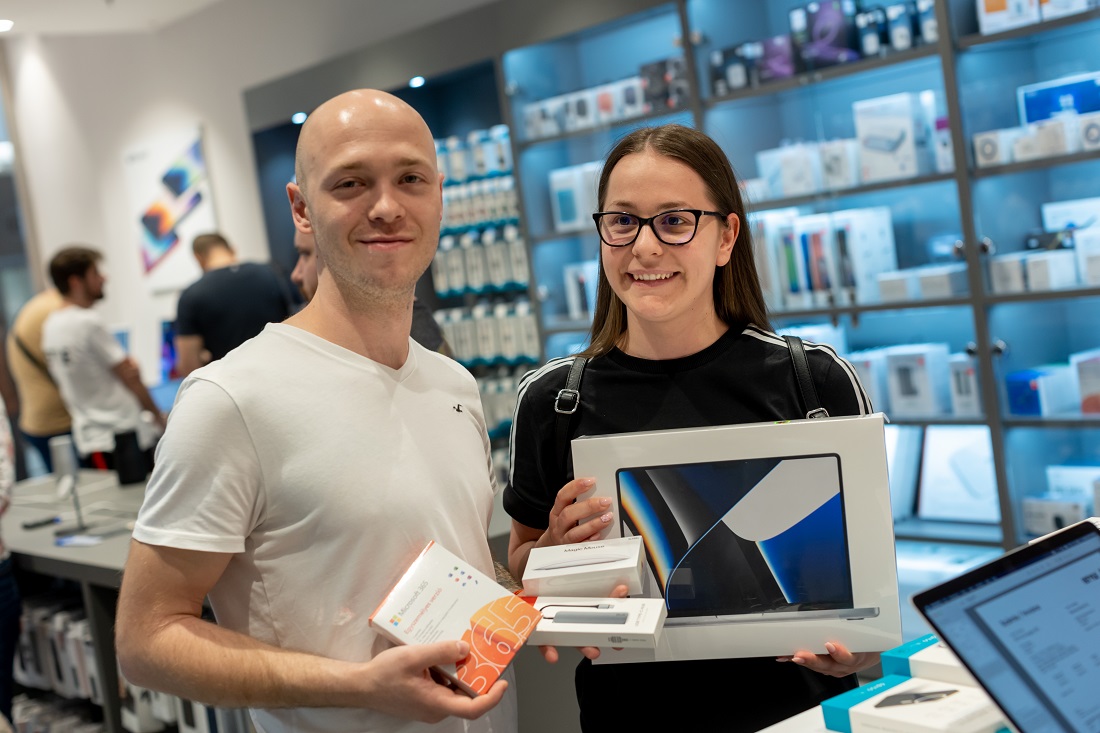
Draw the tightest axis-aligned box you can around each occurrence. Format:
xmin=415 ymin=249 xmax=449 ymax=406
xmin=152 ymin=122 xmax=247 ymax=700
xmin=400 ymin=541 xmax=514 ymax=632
xmin=41 ymin=247 xmax=164 ymax=470
xmin=174 ymin=233 xmax=293 ymax=377
xmin=0 ymin=332 xmax=24 ymax=481
xmin=0 ymin=391 xmax=22 ymax=724
xmin=292 ymin=227 xmax=451 ymax=355
xmin=116 ymin=89 xmax=514 ymax=732
xmin=4 ymin=288 xmax=72 ymax=472
xmin=504 ymin=124 xmax=879 ymax=731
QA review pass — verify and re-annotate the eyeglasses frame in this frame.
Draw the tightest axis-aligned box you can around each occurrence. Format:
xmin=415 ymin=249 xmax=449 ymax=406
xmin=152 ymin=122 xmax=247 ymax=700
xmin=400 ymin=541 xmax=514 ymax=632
xmin=591 ymin=208 xmax=726 ymax=247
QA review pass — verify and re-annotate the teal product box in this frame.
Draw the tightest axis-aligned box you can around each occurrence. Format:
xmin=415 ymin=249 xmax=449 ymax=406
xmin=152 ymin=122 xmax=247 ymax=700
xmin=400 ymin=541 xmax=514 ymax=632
xmin=822 ymin=674 xmax=1009 ymax=733
xmin=880 ymin=633 xmax=976 ymax=685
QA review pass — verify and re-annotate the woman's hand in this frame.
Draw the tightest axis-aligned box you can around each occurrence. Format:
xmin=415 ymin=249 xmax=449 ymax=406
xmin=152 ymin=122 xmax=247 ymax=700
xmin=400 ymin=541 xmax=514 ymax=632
xmin=777 ymin=642 xmax=880 ymax=678
xmin=538 ymin=477 xmax=613 ymax=549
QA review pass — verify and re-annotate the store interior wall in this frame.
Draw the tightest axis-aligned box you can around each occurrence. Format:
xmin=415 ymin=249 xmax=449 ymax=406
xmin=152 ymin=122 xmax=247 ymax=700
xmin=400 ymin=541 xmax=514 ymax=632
xmin=0 ymin=0 xmax=500 ymax=382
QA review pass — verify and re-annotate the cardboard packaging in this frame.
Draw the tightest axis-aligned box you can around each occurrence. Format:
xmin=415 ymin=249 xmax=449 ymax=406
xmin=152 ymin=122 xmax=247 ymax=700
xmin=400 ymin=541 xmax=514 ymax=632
xmin=977 ymin=0 xmax=1040 ymax=35
xmin=525 ymin=596 xmax=666 ymax=649
xmin=563 ymin=259 xmax=600 ymax=323
xmin=801 ymin=1 xmax=861 ymax=69
xmin=1046 ymin=463 xmax=1100 ymax=509
xmin=756 ymin=144 xmax=824 ymax=199
xmin=949 ymin=353 xmax=983 ymax=418
xmin=916 ymin=263 xmax=969 ymax=299
xmin=759 ymin=34 xmax=798 ymax=82
xmin=972 ymin=127 xmax=1024 ymax=167
xmin=878 ymin=269 xmax=922 ymax=302
xmin=522 ymin=536 xmax=646 ymax=597
xmin=988 ymin=251 xmax=1030 ymax=293
xmin=880 ymin=634 xmax=977 ymax=686
xmin=1071 ymin=226 xmax=1100 ymax=286
xmin=369 ymin=541 xmax=542 ymax=697
xmin=1040 ymin=0 xmax=1096 ymax=18
xmin=1022 ymin=494 xmax=1089 ymax=535
xmin=1025 ymin=249 xmax=1078 ymax=290
xmin=571 ymin=413 xmax=902 ymax=663
xmin=885 ymin=343 xmax=952 ymax=418
xmin=1070 ymin=347 xmax=1100 ymax=412
xmin=847 ymin=348 xmax=893 ymax=413
xmin=1078 ymin=109 xmax=1100 ymax=150
xmin=794 ymin=213 xmax=842 ymax=306
xmin=854 ymin=92 xmax=934 ymax=183
xmin=549 ymin=161 xmax=600 ymax=234
xmin=822 ymin=674 xmax=1007 ymax=733
xmin=820 ymin=139 xmax=862 ymax=191
xmin=831 ymin=206 xmax=898 ymax=305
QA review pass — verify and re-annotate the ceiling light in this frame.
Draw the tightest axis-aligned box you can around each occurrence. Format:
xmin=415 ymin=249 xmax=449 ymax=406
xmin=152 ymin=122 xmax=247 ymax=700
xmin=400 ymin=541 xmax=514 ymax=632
xmin=0 ymin=20 xmax=14 ymax=33
xmin=291 ymin=112 xmax=307 ymax=125
xmin=409 ymin=76 xmax=425 ymax=89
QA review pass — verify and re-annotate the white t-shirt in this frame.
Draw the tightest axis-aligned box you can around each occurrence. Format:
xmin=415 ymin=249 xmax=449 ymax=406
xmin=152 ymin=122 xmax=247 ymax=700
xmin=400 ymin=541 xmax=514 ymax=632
xmin=42 ymin=305 xmax=143 ymax=455
xmin=134 ymin=323 xmax=513 ymax=733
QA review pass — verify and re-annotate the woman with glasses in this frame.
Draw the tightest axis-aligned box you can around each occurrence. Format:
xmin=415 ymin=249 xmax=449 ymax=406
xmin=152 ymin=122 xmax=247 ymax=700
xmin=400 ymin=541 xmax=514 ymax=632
xmin=503 ymin=124 xmax=877 ymax=731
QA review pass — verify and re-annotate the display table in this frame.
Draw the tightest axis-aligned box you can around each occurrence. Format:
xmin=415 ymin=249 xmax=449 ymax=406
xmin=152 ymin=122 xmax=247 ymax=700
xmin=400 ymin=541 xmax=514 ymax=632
xmin=759 ymin=706 xmax=829 ymax=732
xmin=3 ymin=469 xmax=145 ymax=733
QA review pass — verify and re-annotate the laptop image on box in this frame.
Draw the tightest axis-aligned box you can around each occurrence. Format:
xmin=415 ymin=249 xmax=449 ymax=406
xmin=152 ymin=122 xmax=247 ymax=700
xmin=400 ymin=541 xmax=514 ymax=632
xmin=615 ymin=453 xmax=879 ymax=626
xmin=912 ymin=519 xmax=1100 ymax=733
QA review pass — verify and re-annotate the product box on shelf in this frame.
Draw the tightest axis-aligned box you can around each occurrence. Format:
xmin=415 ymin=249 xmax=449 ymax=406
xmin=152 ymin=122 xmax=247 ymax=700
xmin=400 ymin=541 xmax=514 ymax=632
xmin=639 ymin=57 xmax=690 ymax=114
xmin=524 ymin=596 xmax=667 ymax=649
xmin=749 ymin=207 xmax=801 ymax=310
xmin=820 ymin=139 xmax=862 ymax=190
xmin=856 ymin=10 xmax=889 ymax=57
xmin=847 ymin=347 xmax=894 ymax=414
xmin=832 ymin=207 xmax=898 ymax=305
xmin=853 ymin=92 xmax=934 ymax=183
xmin=122 ymin=683 xmax=163 ymax=733
xmin=1018 ymin=71 xmax=1100 ymax=125
xmin=885 ymin=342 xmax=952 ymax=418
xmin=916 ymin=263 xmax=969 ymax=299
xmin=1069 ymin=227 xmax=1100 ymax=286
xmin=1070 ymin=346 xmax=1100 ymax=412
xmin=977 ymin=0 xmax=1040 ymax=35
xmin=794 ymin=213 xmax=842 ymax=306
xmin=1024 ymin=248 xmax=1078 ymax=291
xmin=549 ymin=161 xmax=600 ymax=234
xmin=880 ymin=633 xmax=977 ymax=686
xmin=570 ymin=413 xmax=902 ymax=663
xmin=1040 ymin=195 xmax=1100 ymax=232
xmin=885 ymin=2 xmax=920 ymax=51
xmin=1046 ymin=464 xmax=1100 ymax=506
xmin=821 ymin=674 xmax=1007 ymax=733
xmin=949 ymin=353 xmax=983 ymax=418
xmin=972 ymin=127 xmax=1024 ymax=167
xmin=708 ymin=47 xmax=749 ymax=97
xmin=1005 ymin=364 xmax=1080 ymax=416
xmin=1011 ymin=127 xmax=1044 ymax=162
xmin=563 ymin=259 xmax=600 ymax=323
xmin=368 ymin=541 xmax=542 ymax=697
xmin=1078 ymin=110 xmax=1100 ymax=150
xmin=522 ymin=536 xmax=646 ymax=597
xmin=988 ymin=251 xmax=1030 ymax=293
xmin=800 ymin=1 xmax=862 ymax=69
xmin=1040 ymin=0 xmax=1096 ymax=19
xmin=933 ymin=117 xmax=954 ymax=173
xmin=564 ymin=89 xmax=598 ymax=133
xmin=877 ymin=269 xmax=922 ymax=302
xmin=1033 ymin=115 xmax=1081 ymax=156
xmin=1022 ymin=494 xmax=1089 ymax=535
xmin=756 ymin=143 xmax=824 ymax=199
xmin=916 ymin=0 xmax=938 ymax=43
xmin=759 ymin=34 xmax=798 ymax=83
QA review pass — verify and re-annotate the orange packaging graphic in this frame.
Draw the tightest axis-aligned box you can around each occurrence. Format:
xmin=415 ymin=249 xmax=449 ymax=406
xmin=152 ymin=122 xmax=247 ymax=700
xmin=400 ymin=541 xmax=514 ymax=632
xmin=369 ymin=541 xmax=541 ymax=697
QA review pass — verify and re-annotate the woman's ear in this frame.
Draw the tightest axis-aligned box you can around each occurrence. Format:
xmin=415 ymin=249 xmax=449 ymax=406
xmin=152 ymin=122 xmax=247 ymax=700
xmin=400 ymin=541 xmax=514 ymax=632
xmin=716 ymin=213 xmax=739 ymax=267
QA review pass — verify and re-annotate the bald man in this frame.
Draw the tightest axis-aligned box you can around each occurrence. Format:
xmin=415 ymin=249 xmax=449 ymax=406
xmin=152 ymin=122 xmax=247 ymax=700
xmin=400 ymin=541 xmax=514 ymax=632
xmin=117 ymin=90 xmax=513 ymax=733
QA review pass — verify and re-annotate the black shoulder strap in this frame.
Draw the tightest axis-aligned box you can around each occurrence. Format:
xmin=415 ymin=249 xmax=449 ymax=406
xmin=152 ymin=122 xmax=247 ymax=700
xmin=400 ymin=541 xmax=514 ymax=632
xmin=553 ymin=356 xmax=588 ymax=468
xmin=783 ymin=335 xmax=828 ymax=419
xmin=12 ymin=333 xmax=55 ymax=384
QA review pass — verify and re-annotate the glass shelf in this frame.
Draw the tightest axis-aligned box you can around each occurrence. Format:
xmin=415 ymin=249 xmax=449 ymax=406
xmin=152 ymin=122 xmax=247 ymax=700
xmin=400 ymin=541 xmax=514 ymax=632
xmin=955 ymin=8 xmax=1100 ymax=50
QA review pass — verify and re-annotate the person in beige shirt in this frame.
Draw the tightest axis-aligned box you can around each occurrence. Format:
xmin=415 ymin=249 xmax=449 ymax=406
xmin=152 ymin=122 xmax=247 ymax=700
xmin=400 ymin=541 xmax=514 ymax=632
xmin=5 ymin=288 xmax=71 ymax=471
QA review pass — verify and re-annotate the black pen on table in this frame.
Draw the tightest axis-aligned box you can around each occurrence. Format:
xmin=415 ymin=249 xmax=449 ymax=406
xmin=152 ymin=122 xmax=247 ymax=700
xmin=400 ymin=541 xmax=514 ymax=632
xmin=21 ymin=516 xmax=61 ymax=530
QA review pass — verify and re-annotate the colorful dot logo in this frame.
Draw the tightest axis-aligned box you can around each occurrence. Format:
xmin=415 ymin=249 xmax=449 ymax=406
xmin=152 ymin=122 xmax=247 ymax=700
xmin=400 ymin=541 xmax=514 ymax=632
xmin=448 ymin=566 xmax=478 ymax=587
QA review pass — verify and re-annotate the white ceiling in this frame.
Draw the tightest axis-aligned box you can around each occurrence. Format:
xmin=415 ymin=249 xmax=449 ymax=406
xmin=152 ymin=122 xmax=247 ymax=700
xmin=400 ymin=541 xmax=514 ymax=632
xmin=0 ymin=0 xmax=225 ymax=36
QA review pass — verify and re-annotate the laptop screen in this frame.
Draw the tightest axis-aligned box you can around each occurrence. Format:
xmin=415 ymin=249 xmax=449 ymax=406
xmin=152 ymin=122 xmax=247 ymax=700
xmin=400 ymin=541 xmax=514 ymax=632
xmin=913 ymin=521 xmax=1100 ymax=733
xmin=615 ymin=453 xmax=868 ymax=622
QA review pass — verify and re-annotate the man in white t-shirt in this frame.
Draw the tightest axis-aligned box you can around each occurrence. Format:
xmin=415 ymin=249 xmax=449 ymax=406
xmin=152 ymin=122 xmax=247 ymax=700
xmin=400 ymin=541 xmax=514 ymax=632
xmin=41 ymin=247 xmax=164 ymax=468
xmin=116 ymin=91 xmax=513 ymax=733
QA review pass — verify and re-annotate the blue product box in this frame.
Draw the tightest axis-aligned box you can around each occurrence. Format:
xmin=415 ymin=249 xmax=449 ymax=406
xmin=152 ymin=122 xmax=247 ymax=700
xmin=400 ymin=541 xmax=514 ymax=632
xmin=1004 ymin=365 xmax=1080 ymax=416
xmin=880 ymin=634 xmax=939 ymax=677
xmin=822 ymin=675 xmax=912 ymax=733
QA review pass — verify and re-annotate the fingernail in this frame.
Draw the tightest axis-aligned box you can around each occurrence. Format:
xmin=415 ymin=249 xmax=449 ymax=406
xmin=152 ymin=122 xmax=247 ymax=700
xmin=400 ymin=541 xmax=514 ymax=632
xmin=825 ymin=642 xmax=837 ymax=654
xmin=580 ymin=478 xmax=595 ymax=486
xmin=776 ymin=656 xmax=791 ymax=663
xmin=599 ymin=498 xmax=611 ymax=507
xmin=457 ymin=641 xmax=469 ymax=656
xmin=600 ymin=513 xmax=612 ymax=523
xmin=792 ymin=656 xmax=805 ymax=665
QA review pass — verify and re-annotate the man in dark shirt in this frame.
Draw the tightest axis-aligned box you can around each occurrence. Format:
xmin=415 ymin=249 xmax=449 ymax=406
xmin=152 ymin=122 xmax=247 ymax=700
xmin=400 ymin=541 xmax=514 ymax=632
xmin=175 ymin=233 xmax=293 ymax=376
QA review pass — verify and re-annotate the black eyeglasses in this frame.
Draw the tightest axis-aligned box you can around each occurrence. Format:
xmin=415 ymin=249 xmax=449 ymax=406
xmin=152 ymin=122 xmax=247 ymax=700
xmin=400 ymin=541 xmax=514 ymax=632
xmin=592 ymin=209 xmax=725 ymax=247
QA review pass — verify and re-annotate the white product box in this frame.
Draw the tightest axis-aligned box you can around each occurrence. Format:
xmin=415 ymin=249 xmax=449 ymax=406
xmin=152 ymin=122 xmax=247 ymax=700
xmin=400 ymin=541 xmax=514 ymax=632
xmin=749 ymin=207 xmax=801 ymax=311
xmin=1025 ymin=248 xmax=1078 ymax=290
xmin=1078 ymin=110 xmax=1100 ymax=150
xmin=832 ymin=207 xmax=898 ymax=305
xmin=150 ymin=691 xmax=178 ymax=724
xmin=174 ymin=697 xmax=213 ymax=733
xmin=756 ymin=144 xmax=823 ymax=198
xmin=933 ymin=117 xmax=955 ymax=173
xmin=1040 ymin=195 xmax=1100 ymax=232
xmin=1012 ymin=128 xmax=1044 ymax=161
xmin=1005 ymin=364 xmax=1081 ymax=416
xmin=1070 ymin=346 xmax=1100 ymax=413
xmin=1040 ymin=0 xmax=1095 ymax=20
xmin=1070 ymin=226 xmax=1100 ymax=286
xmin=122 ymin=684 xmax=164 ymax=733
xmin=880 ymin=634 xmax=977 ymax=686
xmin=593 ymin=83 xmax=624 ymax=125
xmin=988 ymin=251 xmax=1030 ymax=293
xmin=972 ymin=127 xmax=1024 ymax=167
xmin=853 ymin=92 xmax=934 ymax=183
xmin=878 ymin=269 xmax=922 ymax=302
xmin=819 ymin=139 xmax=862 ymax=190
xmin=522 ymin=536 xmax=646 ymax=597
xmin=886 ymin=343 xmax=952 ymax=418
xmin=571 ymin=413 xmax=902 ymax=662
xmin=525 ymin=596 xmax=666 ymax=649
xmin=564 ymin=89 xmax=598 ymax=132
xmin=847 ymin=348 xmax=893 ymax=414
xmin=563 ymin=259 xmax=600 ymax=323
xmin=368 ymin=541 xmax=542 ymax=697
xmin=1022 ymin=495 xmax=1089 ymax=535
xmin=949 ymin=353 xmax=983 ymax=418
xmin=1046 ymin=464 xmax=1100 ymax=508
xmin=549 ymin=161 xmax=600 ymax=234
xmin=823 ymin=674 xmax=1007 ymax=733
xmin=977 ymin=0 xmax=1040 ymax=34
xmin=460 ymin=232 xmax=487 ymax=293
xmin=916 ymin=263 xmax=969 ymax=299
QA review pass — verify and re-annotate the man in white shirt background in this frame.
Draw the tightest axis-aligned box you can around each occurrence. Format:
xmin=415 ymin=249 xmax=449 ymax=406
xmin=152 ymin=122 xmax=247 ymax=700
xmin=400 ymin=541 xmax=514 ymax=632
xmin=41 ymin=247 xmax=164 ymax=470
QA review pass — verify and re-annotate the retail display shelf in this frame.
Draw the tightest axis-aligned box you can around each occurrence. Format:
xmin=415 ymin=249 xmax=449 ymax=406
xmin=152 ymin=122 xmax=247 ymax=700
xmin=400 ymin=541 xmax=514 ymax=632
xmin=516 ymin=108 xmax=690 ymax=151
xmin=955 ymin=8 xmax=1100 ymax=50
xmin=969 ymin=147 xmax=1100 ymax=178
xmin=530 ymin=230 xmax=594 ymax=248
xmin=749 ymin=172 xmax=957 ymax=214
xmin=770 ymin=295 xmax=974 ymax=321
xmin=983 ymin=285 xmax=1100 ymax=305
xmin=706 ymin=45 xmax=939 ymax=109
xmin=543 ymin=318 xmax=593 ymax=335
xmin=1001 ymin=415 xmax=1100 ymax=428
xmin=893 ymin=519 xmax=1003 ymax=546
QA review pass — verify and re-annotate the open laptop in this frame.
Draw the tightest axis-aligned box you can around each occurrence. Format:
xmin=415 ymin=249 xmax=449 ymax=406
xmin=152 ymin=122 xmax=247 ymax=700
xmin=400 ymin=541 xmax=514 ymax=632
xmin=912 ymin=519 xmax=1100 ymax=733
xmin=615 ymin=453 xmax=879 ymax=626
